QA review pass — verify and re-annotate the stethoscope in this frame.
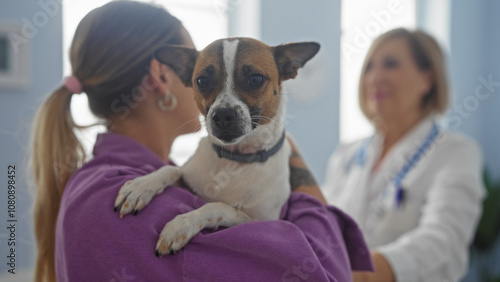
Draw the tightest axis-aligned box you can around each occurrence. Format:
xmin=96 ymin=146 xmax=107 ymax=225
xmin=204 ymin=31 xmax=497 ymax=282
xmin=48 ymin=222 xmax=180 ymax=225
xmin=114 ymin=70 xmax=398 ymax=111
xmin=345 ymin=122 xmax=440 ymax=209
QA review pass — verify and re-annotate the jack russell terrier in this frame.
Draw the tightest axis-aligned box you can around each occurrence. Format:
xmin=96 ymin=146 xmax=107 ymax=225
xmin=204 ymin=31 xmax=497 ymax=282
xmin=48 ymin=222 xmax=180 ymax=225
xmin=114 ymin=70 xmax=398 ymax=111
xmin=114 ymin=38 xmax=320 ymax=257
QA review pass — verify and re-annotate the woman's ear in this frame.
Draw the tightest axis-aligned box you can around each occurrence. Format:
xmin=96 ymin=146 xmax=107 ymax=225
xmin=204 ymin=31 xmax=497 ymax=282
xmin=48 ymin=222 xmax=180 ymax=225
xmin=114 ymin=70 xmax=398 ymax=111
xmin=153 ymin=45 xmax=198 ymax=87
xmin=146 ymin=58 xmax=170 ymax=95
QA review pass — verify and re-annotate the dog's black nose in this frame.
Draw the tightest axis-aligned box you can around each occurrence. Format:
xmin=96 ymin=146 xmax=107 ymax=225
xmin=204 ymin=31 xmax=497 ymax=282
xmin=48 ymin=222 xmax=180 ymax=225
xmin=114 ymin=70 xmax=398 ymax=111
xmin=212 ymin=108 xmax=237 ymax=129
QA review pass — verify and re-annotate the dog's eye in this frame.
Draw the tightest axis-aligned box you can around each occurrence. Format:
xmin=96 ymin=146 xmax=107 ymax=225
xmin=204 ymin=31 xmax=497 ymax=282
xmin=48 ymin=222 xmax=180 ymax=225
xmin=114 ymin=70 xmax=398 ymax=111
xmin=196 ymin=77 xmax=210 ymax=89
xmin=248 ymin=74 xmax=264 ymax=87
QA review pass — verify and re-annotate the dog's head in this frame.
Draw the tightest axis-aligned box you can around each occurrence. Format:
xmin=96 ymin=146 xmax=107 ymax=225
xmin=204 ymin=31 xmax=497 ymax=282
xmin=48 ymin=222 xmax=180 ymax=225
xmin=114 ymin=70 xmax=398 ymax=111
xmin=154 ymin=38 xmax=319 ymax=146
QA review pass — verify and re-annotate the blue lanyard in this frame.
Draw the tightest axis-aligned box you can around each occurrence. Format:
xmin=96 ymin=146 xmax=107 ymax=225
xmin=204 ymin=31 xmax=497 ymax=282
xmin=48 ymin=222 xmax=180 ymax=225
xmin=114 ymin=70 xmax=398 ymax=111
xmin=392 ymin=122 xmax=440 ymax=207
xmin=349 ymin=122 xmax=440 ymax=208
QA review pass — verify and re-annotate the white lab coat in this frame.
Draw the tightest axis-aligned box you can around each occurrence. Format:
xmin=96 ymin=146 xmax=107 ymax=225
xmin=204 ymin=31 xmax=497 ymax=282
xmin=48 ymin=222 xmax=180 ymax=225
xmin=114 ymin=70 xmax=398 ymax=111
xmin=322 ymin=117 xmax=485 ymax=282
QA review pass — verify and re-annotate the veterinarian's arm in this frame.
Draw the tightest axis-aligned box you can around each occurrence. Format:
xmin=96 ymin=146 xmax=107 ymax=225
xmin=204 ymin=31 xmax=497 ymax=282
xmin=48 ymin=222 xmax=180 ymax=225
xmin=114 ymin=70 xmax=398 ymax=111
xmin=287 ymin=135 xmax=327 ymax=205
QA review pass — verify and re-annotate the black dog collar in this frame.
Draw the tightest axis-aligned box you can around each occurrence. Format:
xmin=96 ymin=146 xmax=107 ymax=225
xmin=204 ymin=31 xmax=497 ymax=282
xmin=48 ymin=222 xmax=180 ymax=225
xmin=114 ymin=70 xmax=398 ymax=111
xmin=212 ymin=132 xmax=286 ymax=163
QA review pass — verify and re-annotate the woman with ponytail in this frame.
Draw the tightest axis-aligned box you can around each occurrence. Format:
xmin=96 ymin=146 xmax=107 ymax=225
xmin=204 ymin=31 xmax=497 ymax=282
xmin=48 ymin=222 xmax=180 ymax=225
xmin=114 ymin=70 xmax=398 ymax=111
xmin=31 ymin=1 xmax=372 ymax=281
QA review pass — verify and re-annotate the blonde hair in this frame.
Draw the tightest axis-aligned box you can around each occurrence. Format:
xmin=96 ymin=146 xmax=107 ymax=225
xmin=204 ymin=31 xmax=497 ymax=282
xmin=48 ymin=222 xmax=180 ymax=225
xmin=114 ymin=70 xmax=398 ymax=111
xmin=358 ymin=28 xmax=449 ymax=122
xmin=30 ymin=1 xmax=184 ymax=281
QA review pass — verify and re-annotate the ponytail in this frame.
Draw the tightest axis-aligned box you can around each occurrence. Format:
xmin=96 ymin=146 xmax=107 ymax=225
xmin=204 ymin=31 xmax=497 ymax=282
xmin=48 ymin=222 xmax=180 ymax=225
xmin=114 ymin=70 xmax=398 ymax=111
xmin=31 ymin=87 xmax=85 ymax=282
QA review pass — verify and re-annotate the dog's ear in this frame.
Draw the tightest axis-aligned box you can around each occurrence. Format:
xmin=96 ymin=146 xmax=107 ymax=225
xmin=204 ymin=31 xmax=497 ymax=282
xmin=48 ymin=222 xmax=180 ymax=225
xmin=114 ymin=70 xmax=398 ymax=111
xmin=154 ymin=45 xmax=199 ymax=87
xmin=273 ymin=42 xmax=320 ymax=81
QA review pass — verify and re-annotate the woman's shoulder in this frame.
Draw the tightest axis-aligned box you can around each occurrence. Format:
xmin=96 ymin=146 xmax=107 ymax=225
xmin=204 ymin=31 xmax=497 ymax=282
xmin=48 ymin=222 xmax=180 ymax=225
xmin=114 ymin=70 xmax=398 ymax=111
xmin=59 ymin=155 xmax=201 ymax=235
xmin=338 ymin=138 xmax=369 ymax=153
xmin=56 ymin=156 xmax=202 ymax=279
xmin=324 ymin=137 xmax=371 ymax=174
xmin=434 ymin=129 xmax=483 ymax=166
xmin=439 ymin=129 xmax=480 ymax=150
xmin=328 ymin=138 xmax=369 ymax=161
xmin=62 ymin=154 xmax=151 ymax=204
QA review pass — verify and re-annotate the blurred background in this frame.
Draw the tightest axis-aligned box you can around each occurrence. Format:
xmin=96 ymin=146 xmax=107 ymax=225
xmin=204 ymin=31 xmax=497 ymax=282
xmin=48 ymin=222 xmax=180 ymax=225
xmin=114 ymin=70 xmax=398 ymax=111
xmin=0 ymin=0 xmax=499 ymax=281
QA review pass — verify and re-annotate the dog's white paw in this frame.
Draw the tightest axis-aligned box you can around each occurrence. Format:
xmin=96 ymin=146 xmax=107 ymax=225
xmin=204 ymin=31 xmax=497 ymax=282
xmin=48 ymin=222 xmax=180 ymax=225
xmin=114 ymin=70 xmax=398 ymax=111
xmin=115 ymin=174 xmax=165 ymax=217
xmin=155 ymin=214 xmax=203 ymax=257
xmin=114 ymin=167 xmax=182 ymax=217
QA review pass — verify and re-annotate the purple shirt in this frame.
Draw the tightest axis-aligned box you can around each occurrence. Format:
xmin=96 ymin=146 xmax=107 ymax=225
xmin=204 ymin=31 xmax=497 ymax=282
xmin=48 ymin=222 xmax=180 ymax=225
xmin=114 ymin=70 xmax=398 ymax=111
xmin=55 ymin=132 xmax=373 ymax=282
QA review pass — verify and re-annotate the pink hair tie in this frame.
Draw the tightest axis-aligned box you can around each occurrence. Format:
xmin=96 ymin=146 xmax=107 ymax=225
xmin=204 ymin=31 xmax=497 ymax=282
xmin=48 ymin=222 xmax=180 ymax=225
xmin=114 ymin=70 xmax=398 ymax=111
xmin=63 ymin=75 xmax=83 ymax=94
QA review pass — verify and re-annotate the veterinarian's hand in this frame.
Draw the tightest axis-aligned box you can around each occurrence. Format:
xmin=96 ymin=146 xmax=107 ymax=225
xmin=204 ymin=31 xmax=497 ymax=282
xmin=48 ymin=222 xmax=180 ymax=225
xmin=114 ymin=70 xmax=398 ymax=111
xmin=114 ymin=166 xmax=181 ymax=217
xmin=286 ymin=135 xmax=327 ymax=205
xmin=352 ymin=251 xmax=395 ymax=282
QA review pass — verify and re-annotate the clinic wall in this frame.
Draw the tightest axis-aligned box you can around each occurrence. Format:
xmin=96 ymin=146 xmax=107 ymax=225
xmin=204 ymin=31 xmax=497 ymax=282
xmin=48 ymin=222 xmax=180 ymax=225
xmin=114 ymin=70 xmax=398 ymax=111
xmin=418 ymin=0 xmax=500 ymax=180
xmin=481 ymin=0 xmax=500 ymax=181
xmin=448 ymin=0 xmax=500 ymax=180
xmin=448 ymin=0 xmax=486 ymax=164
xmin=258 ymin=0 xmax=341 ymax=183
xmin=0 ymin=0 xmax=63 ymax=277
xmin=446 ymin=1 xmax=500 ymax=281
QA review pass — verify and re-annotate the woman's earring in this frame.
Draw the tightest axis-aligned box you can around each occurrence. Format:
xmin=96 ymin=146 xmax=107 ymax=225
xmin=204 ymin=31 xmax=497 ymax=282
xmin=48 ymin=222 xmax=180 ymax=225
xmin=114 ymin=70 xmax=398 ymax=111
xmin=157 ymin=91 xmax=178 ymax=112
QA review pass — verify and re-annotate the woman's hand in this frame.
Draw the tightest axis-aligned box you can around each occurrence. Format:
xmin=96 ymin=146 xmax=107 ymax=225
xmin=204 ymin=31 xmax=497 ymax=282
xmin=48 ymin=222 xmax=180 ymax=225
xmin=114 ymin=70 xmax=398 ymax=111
xmin=352 ymin=251 xmax=395 ymax=282
xmin=287 ymin=134 xmax=327 ymax=205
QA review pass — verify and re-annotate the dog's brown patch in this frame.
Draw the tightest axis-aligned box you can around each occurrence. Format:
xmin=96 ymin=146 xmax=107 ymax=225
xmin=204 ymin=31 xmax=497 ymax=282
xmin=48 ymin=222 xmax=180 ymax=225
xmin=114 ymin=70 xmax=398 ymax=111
xmin=158 ymin=243 xmax=168 ymax=254
xmin=217 ymin=217 xmax=222 ymax=223
xmin=234 ymin=38 xmax=281 ymax=125
xmin=191 ymin=41 xmax=225 ymax=116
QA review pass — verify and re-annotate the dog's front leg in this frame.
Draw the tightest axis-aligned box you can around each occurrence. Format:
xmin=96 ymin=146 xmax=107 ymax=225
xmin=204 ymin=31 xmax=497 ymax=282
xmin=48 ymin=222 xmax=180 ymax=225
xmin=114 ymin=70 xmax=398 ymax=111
xmin=114 ymin=165 xmax=181 ymax=217
xmin=155 ymin=202 xmax=252 ymax=256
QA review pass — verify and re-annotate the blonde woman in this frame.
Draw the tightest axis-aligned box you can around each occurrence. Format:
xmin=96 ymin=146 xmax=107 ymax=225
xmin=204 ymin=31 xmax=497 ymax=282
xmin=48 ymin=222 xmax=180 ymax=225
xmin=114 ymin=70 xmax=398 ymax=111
xmin=323 ymin=28 xmax=485 ymax=281
xmin=31 ymin=1 xmax=372 ymax=281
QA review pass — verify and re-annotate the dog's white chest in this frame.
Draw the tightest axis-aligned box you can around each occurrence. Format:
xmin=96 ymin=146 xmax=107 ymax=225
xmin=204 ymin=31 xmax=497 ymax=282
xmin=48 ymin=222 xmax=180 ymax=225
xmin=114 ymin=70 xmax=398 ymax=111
xmin=181 ymin=137 xmax=291 ymax=221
